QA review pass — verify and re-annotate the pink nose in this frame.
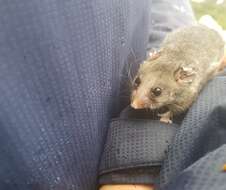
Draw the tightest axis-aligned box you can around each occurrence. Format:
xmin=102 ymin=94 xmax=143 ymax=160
xmin=131 ymin=98 xmax=146 ymax=109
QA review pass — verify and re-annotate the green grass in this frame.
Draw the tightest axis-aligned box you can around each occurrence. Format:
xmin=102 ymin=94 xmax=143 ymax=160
xmin=191 ymin=0 xmax=226 ymax=29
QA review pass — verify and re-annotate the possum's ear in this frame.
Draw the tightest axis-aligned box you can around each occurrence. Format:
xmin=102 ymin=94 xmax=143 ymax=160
xmin=140 ymin=49 xmax=162 ymax=69
xmin=146 ymin=49 xmax=162 ymax=61
xmin=174 ymin=67 xmax=196 ymax=84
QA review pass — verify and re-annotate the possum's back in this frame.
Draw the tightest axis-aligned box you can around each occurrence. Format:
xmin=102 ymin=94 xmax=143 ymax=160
xmin=162 ymin=25 xmax=225 ymax=71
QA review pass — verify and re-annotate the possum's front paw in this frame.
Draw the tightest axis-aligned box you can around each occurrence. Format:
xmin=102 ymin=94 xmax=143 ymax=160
xmin=158 ymin=111 xmax=172 ymax=124
xmin=160 ymin=117 xmax=172 ymax=124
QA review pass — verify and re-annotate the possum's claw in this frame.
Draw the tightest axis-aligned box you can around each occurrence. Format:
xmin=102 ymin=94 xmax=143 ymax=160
xmin=160 ymin=117 xmax=172 ymax=124
xmin=158 ymin=111 xmax=172 ymax=124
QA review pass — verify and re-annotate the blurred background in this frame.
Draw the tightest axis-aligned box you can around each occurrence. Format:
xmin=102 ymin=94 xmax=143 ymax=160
xmin=191 ymin=0 xmax=226 ymax=29
xmin=191 ymin=0 xmax=226 ymax=41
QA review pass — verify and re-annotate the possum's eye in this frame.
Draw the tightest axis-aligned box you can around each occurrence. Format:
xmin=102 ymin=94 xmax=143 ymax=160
xmin=151 ymin=87 xmax=162 ymax=97
xmin=133 ymin=77 xmax=141 ymax=88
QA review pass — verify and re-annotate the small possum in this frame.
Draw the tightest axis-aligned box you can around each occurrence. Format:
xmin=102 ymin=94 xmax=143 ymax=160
xmin=131 ymin=25 xmax=226 ymax=123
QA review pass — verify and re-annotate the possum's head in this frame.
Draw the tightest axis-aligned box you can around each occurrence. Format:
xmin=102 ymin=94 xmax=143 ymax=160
xmin=130 ymin=58 xmax=196 ymax=110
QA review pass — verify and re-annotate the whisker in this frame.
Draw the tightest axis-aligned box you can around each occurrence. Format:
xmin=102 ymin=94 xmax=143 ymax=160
xmin=130 ymin=47 xmax=137 ymax=60
xmin=127 ymin=47 xmax=139 ymax=86
xmin=120 ymin=70 xmax=134 ymax=85
xmin=119 ymin=86 xmax=132 ymax=96
xmin=128 ymin=64 xmax=133 ymax=84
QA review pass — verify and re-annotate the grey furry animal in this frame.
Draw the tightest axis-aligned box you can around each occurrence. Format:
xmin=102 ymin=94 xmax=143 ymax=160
xmin=131 ymin=25 xmax=225 ymax=123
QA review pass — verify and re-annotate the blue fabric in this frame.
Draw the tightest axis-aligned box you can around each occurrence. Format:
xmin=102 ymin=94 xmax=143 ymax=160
xmin=164 ymin=145 xmax=226 ymax=190
xmin=98 ymin=118 xmax=177 ymax=185
xmin=161 ymin=74 xmax=226 ymax=190
xmin=0 ymin=1 xmax=150 ymax=189
xmin=99 ymin=118 xmax=177 ymax=172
